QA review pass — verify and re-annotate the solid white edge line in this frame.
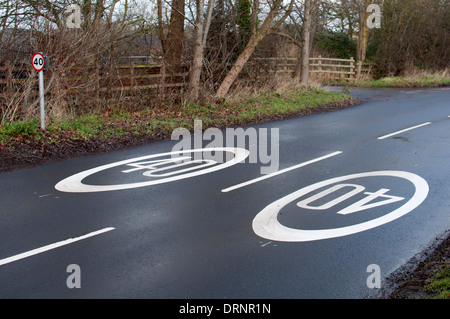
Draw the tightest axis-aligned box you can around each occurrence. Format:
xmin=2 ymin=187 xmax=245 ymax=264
xmin=377 ymin=122 xmax=432 ymax=140
xmin=221 ymin=151 xmax=343 ymax=193
xmin=0 ymin=227 xmax=115 ymax=267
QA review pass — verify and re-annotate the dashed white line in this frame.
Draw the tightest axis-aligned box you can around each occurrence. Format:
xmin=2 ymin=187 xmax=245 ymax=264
xmin=221 ymin=151 xmax=343 ymax=193
xmin=0 ymin=227 xmax=115 ymax=266
xmin=377 ymin=122 xmax=432 ymax=140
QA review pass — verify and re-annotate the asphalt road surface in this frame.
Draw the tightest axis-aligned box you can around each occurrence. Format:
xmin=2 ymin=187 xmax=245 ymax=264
xmin=0 ymin=87 xmax=449 ymax=299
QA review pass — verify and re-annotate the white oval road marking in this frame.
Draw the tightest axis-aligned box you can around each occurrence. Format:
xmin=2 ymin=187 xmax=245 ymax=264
xmin=55 ymin=147 xmax=249 ymax=193
xmin=252 ymin=171 xmax=429 ymax=242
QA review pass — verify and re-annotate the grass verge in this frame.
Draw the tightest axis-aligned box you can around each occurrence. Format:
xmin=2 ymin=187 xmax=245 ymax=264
xmin=386 ymin=232 xmax=450 ymax=299
xmin=354 ymin=76 xmax=450 ymax=88
xmin=425 ymin=266 xmax=450 ymax=299
xmin=331 ymin=75 xmax=450 ymax=88
xmin=0 ymin=87 xmax=358 ymax=172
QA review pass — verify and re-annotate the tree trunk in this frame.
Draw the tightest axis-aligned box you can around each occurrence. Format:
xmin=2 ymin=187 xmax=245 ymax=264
xmin=93 ymin=0 xmax=105 ymax=27
xmin=165 ymin=0 xmax=185 ymax=67
xmin=188 ymin=0 xmax=215 ymax=102
xmin=301 ymin=0 xmax=312 ymax=87
xmin=215 ymin=33 xmax=260 ymax=97
xmin=202 ymin=0 xmax=215 ymax=50
xmin=357 ymin=0 xmax=370 ymax=62
xmin=294 ymin=0 xmax=312 ymax=86
xmin=188 ymin=0 xmax=205 ymax=101
xmin=217 ymin=0 xmax=228 ymax=62
xmin=215 ymin=0 xmax=294 ymax=97
xmin=157 ymin=0 xmax=166 ymax=55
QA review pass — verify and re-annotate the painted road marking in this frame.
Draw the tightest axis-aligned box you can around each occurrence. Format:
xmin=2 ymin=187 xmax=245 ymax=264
xmin=38 ymin=194 xmax=53 ymax=198
xmin=55 ymin=147 xmax=249 ymax=193
xmin=260 ymin=241 xmax=272 ymax=247
xmin=0 ymin=227 xmax=115 ymax=266
xmin=377 ymin=122 xmax=432 ymax=140
xmin=296 ymin=184 xmax=405 ymax=215
xmin=221 ymin=151 xmax=343 ymax=193
xmin=252 ymin=171 xmax=429 ymax=242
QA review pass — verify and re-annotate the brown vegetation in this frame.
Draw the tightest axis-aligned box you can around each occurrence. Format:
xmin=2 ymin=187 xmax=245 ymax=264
xmin=0 ymin=0 xmax=448 ymax=125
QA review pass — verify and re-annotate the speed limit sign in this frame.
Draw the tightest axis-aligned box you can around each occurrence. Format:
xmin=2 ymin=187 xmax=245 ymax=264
xmin=32 ymin=52 xmax=46 ymax=72
xmin=32 ymin=52 xmax=48 ymax=130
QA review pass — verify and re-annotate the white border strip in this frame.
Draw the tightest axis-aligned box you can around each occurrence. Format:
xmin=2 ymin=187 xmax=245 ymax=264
xmin=0 ymin=227 xmax=115 ymax=266
xmin=221 ymin=151 xmax=343 ymax=193
xmin=377 ymin=122 xmax=432 ymax=140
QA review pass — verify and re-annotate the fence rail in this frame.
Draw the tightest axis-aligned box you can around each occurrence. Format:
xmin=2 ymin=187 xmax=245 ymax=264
xmin=1 ymin=56 xmax=372 ymax=105
xmin=253 ymin=55 xmax=373 ymax=80
xmin=0 ymin=62 xmax=188 ymax=99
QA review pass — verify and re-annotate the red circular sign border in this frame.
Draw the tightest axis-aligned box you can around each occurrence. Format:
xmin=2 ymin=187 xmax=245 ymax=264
xmin=31 ymin=52 xmax=45 ymax=72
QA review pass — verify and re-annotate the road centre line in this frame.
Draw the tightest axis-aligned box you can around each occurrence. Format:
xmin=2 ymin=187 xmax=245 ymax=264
xmin=377 ymin=122 xmax=432 ymax=140
xmin=0 ymin=227 xmax=115 ymax=267
xmin=221 ymin=151 xmax=343 ymax=193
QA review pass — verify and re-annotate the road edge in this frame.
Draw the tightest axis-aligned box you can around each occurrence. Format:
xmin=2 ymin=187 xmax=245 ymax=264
xmin=368 ymin=228 xmax=450 ymax=299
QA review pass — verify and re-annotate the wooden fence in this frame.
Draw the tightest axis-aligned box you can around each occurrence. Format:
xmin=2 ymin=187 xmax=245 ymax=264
xmin=253 ymin=55 xmax=373 ymax=81
xmin=0 ymin=61 xmax=33 ymax=94
xmin=1 ymin=55 xmax=372 ymax=103
xmin=0 ymin=61 xmax=188 ymax=100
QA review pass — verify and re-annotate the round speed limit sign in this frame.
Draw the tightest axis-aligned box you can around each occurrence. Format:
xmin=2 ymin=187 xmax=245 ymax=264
xmin=32 ymin=52 xmax=45 ymax=72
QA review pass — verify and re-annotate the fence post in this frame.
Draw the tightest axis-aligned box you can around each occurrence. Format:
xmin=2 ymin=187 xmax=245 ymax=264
xmin=357 ymin=60 xmax=362 ymax=80
xmin=5 ymin=61 xmax=11 ymax=96
xmin=159 ymin=63 xmax=166 ymax=103
xmin=350 ymin=57 xmax=355 ymax=81
xmin=130 ymin=61 xmax=135 ymax=91
xmin=95 ymin=60 xmax=100 ymax=105
xmin=317 ymin=55 xmax=322 ymax=80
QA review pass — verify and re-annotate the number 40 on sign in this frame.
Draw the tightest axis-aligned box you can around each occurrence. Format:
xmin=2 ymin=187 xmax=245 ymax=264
xmin=31 ymin=52 xmax=48 ymax=130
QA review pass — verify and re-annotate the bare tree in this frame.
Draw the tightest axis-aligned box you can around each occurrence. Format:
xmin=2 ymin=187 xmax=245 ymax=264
xmin=187 ymin=0 xmax=215 ymax=101
xmin=164 ymin=0 xmax=185 ymax=67
xmin=293 ymin=0 xmax=313 ymax=86
xmin=215 ymin=0 xmax=295 ymax=97
xmin=356 ymin=0 xmax=370 ymax=62
xmin=0 ymin=0 xmax=151 ymax=122
xmin=373 ymin=0 xmax=449 ymax=75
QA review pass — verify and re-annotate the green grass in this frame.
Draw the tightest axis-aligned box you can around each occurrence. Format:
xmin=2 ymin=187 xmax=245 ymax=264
xmin=0 ymin=87 xmax=352 ymax=146
xmin=425 ymin=266 xmax=450 ymax=299
xmin=56 ymin=114 xmax=106 ymax=139
xmin=352 ymin=76 xmax=450 ymax=88
xmin=0 ymin=118 xmax=40 ymax=137
xmin=0 ymin=118 xmax=41 ymax=144
xmin=230 ymin=88 xmax=349 ymax=119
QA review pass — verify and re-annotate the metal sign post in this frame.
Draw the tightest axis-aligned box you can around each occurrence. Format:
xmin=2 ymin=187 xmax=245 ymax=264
xmin=38 ymin=69 xmax=45 ymax=130
xmin=32 ymin=52 xmax=48 ymax=130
